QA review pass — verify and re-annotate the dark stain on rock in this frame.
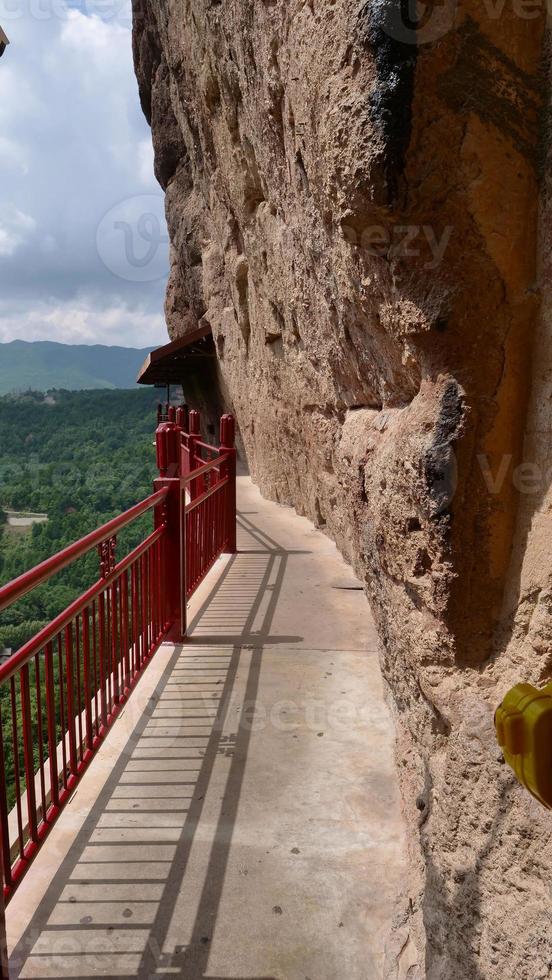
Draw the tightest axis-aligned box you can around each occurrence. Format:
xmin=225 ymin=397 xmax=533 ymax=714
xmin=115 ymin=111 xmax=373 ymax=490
xmin=433 ymin=380 xmax=465 ymax=448
xmin=358 ymin=1 xmax=418 ymax=202
xmin=439 ymin=16 xmax=545 ymax=168
xmin=424 ymin=381 xmax=465 ymax=518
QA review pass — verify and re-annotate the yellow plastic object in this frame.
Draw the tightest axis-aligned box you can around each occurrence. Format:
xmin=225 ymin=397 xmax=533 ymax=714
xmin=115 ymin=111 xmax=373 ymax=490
xmin=495 ymin=682 xmax=552 ymax=808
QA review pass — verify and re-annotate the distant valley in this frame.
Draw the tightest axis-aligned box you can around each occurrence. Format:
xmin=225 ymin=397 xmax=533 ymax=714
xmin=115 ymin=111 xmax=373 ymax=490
xmin=0 ymin=340 xmax=152 ymax=394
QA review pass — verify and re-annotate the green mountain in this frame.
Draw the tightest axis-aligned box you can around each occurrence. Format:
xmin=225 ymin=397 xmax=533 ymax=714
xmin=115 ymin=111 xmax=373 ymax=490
xmin=0 ymin=340 xmax=152 ymax=394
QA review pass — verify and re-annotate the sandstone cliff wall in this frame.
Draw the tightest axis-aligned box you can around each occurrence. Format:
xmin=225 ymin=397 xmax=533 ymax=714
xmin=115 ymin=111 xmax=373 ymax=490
xmin=133 ymin=2 xmax=552 ymax=975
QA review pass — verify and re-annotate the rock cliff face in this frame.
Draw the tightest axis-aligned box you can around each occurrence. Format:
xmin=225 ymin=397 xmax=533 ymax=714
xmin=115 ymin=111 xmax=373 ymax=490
xmin=132 ymin=2 xmax=552 ymax=975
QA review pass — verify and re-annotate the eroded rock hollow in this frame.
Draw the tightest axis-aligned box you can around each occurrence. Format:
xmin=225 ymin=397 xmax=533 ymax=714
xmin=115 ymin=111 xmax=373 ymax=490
xmin=133 ymin=2 xmax=552 ymax=975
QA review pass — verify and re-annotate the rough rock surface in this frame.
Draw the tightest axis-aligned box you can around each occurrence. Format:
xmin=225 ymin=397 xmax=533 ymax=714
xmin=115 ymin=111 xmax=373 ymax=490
xmin=132 ymin=2 xmax=552 ymax=976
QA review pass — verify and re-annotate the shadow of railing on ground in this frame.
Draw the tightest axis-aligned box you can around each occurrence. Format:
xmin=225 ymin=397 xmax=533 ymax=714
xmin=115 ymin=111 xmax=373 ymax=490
xmin=10 ymin=512 xmax=309 ymax=980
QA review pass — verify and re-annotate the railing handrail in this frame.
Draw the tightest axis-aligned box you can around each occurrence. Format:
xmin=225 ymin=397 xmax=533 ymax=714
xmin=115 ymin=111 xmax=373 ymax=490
xmin=193 ymin=439 xmax=219 ymax=455
xmin=0 ymin=487 xmax=168 ymax=614
xmin=181 ymin=453 xmax=228 ymax=486
xmin=185 ymin=475 xmax=230 ymax=515
xmin=0 ymin=524 xmax=167 ymax=686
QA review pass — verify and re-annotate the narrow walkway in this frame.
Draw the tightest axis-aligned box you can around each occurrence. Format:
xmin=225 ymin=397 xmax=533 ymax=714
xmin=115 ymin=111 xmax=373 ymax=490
xmin=7 ymin=478 xmax=406 ymax=980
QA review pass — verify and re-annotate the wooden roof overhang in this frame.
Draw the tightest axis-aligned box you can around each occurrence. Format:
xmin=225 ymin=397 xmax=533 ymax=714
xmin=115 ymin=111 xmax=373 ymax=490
xmin=137 ymin=325 xmax=215 ymax=386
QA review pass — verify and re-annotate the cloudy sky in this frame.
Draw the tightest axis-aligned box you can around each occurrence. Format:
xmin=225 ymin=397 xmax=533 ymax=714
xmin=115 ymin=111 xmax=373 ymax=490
xmin=0 ymin=0 xmax=169 ymax=348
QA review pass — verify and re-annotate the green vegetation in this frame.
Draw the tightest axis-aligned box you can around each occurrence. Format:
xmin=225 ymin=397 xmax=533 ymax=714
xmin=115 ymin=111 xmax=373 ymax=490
xmin=0 ymin=387 xmax=159 ymax=654
xmin=0 ymin=340 xmax=151 ymax=395
xmin=0 ymin=387 xmax=160 ymax=812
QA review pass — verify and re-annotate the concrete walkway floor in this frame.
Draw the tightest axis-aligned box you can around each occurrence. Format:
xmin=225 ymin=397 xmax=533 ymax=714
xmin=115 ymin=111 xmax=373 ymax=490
xmin=7 ymin=477 xmax=407 ymax=980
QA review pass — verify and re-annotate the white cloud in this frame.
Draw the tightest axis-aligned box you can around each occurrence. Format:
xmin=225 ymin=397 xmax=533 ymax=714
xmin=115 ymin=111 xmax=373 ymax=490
xmin=0 ymin=207 xmax=36 ymax=256
xmin=0 ymin=298 xmax=167 ymax=346
xmin=59 ymin=8 xmax=128 ymax=67
xmin=0 ymin=0 xmax=168 ymax=348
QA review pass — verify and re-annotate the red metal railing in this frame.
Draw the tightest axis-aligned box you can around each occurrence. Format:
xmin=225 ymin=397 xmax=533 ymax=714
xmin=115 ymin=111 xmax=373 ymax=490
xmin=0 ymin=407 xmax=237 ymax=975
xmin=183 ymin=422 xmax=235 ymax=599
xmin=0 ymin=488 xmax=170 ymax=908
xmin=155 ymin=409 xmax=237 ymax=632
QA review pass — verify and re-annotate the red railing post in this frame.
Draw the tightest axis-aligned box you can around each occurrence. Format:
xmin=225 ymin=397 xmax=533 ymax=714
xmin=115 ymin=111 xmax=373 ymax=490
xmin=155 ymin=411 xmax=181 ymax=479
xmin=176 ymin=407 xmax=188 ymax=479
xmin=176 ymin=405 xmax=188 ymax=431
xmin=154 ymin=479 xmax=184 ymax=638
xmin=155 ymin=416 xmax=184 ymax=637
xmin=188 ymin=410 xmax=201 ymax=500
xmin=219 ymin=414 xmax=237 ymax=553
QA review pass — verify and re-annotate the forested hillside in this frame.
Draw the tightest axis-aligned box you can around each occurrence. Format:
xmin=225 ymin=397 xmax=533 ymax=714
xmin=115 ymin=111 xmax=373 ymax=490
xmin=0 ymin=341 xmax=151 ymax=394
xmin=0 ymin=388 xmax=159 ymax=653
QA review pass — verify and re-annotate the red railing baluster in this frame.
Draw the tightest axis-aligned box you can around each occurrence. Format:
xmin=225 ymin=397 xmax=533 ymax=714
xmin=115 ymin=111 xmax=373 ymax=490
xmin=20 ymin=664 xmax=38 ymax=845
xmin=201 ymin=496 xmax=206 ymax=579
xmin=140 ymin=552 xmax=147 ymax=661
xmin=82 ymin=607 xmax=94 ymax=753
xmin=145 ymin=551 xmax=151 ymax=654
xmin=158 ymin=536 xmax=164 ymax=634
xmin=57 ymin=634 xmax=68 ymax=792
xmin=152 ymin=542 xmax=157 ymax=642
xmin=98 ymin=591 xmax=108 ymax=731
xmin=147 ymin=549 xmax=153 ymax=651
xmin=75 ymin=615 xmax=83 ymax=762
xmin=64 ymin=624 xmax=78 ymax=778
xmin=140 ymin=556 xmax=145 ymax=657
xmin=111 ymin=580 xmax=120 ymax=705
xmin=91 ymin=600 xmax=99 ymax=738
xmin=0 ymin=705 xmax=13 ymax=892
xmin=186 ymin=510 xmax=191 ymax=599
xmin=121 ymin=570 xmax=130 ymax=695
xmin=196 ymin=506 xmax=200 ymax=588
xmin=191 ymin=507 xmax=195 ymax=598
xmin=131 ymin=561 xmax=138 ymax=673
xmin=105 ymin=584 xmax=112 ymax=712
xmin=10 ymin=678 xmax=24 ymax=860
xmin=148 ymin=544 xmax=154 ymax=649
xmin=45 ymin=641 xmax=59 ymax=809
xmin=0 ymin=820 xmax=8 ymax=979
xmin=0 ymin=706 xmax=13 ymax=897
xmin=34 ymin=654 xmax=47 ymax=824
xmin=152 ymin=548 xmax=160 ymax=643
